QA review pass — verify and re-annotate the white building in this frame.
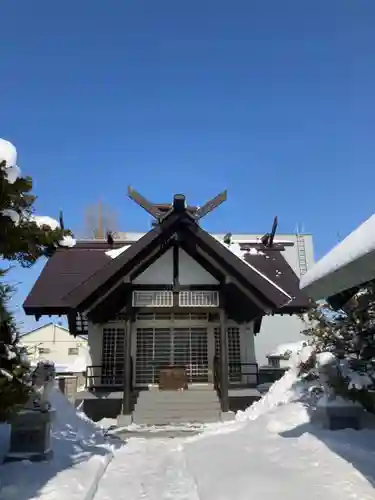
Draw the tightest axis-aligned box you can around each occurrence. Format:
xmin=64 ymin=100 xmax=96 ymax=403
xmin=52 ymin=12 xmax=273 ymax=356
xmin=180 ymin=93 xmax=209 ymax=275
xmin=20 ymin=323 xmax=89 ymax=372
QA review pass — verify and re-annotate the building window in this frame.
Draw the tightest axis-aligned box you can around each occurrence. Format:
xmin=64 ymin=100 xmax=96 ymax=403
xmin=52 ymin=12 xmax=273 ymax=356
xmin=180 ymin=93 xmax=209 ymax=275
xmin=38 ymin=347 xmax=51 ymax=355
xmin=68 ymin=347 xmax=79 ymax=356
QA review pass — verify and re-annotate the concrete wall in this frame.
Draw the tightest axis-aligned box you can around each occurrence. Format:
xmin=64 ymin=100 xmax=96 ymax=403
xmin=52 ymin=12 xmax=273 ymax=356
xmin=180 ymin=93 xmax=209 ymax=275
xmin=21 ymin=323 xmax=89 ymax=367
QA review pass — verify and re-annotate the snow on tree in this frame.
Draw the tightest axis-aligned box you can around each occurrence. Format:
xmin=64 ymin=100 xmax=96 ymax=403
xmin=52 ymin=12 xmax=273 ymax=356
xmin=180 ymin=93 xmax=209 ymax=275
xmin=300 ymin=284 xmax=375 ymax=412
xmin=0 ymin=138 xmax=75 ymax=421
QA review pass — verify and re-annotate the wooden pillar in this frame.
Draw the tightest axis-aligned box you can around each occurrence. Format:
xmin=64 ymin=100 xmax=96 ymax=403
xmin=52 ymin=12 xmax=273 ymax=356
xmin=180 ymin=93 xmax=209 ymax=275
xmin=121 ymin=317 xmax=132 ymax=415
xmin=219 ymin=305 xmax=229 ymax=412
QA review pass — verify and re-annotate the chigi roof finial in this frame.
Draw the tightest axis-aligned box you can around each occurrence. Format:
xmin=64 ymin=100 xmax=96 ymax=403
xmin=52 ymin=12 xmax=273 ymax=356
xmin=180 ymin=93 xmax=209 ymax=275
xmin=127 ymin=186 xmax=227 ymax=224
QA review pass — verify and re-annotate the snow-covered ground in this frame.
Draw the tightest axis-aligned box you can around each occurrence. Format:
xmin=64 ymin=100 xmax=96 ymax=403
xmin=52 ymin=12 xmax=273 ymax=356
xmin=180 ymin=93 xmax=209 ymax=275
xmin=94 ymin=359 xmax=375 ymax=500
xmin=0 ymin=389 xmax=118 ymax=500
xmin=2 ymin=365 xmax=375 ymax=500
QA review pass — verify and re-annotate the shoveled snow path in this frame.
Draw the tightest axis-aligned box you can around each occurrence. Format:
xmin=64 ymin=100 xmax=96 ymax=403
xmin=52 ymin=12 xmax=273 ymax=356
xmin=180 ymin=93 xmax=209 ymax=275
xmin=93 ymin=406 xmax=375 ymax=500
xmin=183 ymin=407 xmax=375 ymax=500
xmin=94 ymin=438 xmax=199 ymax=500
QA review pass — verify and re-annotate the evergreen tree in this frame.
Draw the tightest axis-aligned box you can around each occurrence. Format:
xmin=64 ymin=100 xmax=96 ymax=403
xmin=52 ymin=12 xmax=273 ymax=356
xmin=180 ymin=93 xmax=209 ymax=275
xmin=0 ymin=139 xmax=73 ymax=421
xmin=301 ymin=284 xmax=375 ymax=412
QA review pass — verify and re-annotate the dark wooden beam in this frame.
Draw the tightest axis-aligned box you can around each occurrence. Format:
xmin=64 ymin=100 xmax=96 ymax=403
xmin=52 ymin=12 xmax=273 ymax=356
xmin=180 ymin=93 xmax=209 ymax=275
xmin=219 ymin=297 xmax=229 ymax=413
xmin=253 ymin=316 xmax=263 ymax=335
xmin=121 ymin=317 xmax=132 ymax=415
xmin=173 ymin=242 xmax=179 ymax=289
xmin=67 ymin=311 xmax=78 ymax=336
xmin=131 ymin=284 xmax=220 ymax=291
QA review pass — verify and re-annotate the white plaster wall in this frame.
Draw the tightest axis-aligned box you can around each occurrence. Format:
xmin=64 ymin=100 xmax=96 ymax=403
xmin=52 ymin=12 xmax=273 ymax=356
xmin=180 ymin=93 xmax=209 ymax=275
xmin=87 ymin=322 xmax=103 ymax=367
xmin=133 ymin=247 xmax=218 ymax=285
xmin=21 ymin=323 xmax=88 ymax=366
xmin=179 ymin=249 xmax=219 ymax=285
xmin=133 ymin=248 xmax=174 ymax=284
xmin=86 ymin=322 xmax=103 ymax=387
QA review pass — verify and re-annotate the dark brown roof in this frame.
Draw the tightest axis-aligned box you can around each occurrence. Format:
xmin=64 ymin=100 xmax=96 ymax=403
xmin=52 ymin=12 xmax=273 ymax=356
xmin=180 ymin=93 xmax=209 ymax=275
xmin=23 ymin=245 xmax=112 ymax=315
xmin=242 ymin=250 xmax=312 ymax=312
xmin=24 ymin=223 xmax=310 ymax=317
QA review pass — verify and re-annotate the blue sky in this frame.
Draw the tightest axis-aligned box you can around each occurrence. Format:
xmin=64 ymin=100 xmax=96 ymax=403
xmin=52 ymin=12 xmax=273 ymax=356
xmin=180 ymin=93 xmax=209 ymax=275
xmin=2 ymin=0 xmax=375 ymax=331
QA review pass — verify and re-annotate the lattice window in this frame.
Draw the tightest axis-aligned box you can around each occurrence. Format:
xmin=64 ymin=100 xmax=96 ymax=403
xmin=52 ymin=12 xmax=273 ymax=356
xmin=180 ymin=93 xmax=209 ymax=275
xmin=76 ymin=313 xmax=88 ymax=334
xmin=179 ymin=290 xmax=219 ymax=307
xmin=135 ymin=327 xmax=209 ymax=385
xmin=132 ymin=290 xmax=173 ymax=307
xmin=135 ymin=327 xmax=171 ymax=385
xmin=102 ymin=327 xmax=125 ymax=385
xmin=214 ymin=326 xmax=241 ymax=382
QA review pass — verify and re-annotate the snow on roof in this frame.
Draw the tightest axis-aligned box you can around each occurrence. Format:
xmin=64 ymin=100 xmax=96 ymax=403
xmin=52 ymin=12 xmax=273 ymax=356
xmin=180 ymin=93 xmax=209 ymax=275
xmin=105 ymin=244 xmax=131 ymax=259
xmin=300 ymin=213 xmax=375 ymax=300
xmin=225 ymin=241 xmax=292 ymax=300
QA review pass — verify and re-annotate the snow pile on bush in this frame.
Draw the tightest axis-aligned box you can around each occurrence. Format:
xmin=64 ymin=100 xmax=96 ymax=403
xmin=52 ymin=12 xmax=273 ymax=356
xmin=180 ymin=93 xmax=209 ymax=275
xmin=0 ymin=138 xmax=76 ymax=248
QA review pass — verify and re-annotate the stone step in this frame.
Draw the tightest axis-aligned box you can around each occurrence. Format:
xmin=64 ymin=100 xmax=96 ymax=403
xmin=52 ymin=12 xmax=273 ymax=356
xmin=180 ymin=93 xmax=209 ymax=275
xmin=133 ymin=408 xmax=221 ymax=417
xmin=132 ymin=386 xmax=222 ymax=425
xmin=146 ymin=384 xmax=215 ymax=392
xmin=135 ymin=406 xmax=222 ymax=414
xmin=135 ymin=406 xmax=221 ymax=414
xmin=133 ymin=414 xmax=221 ymax=425
xmin=136 ymin=392 xmax=219 ymax=401
xmin=136 ymin=396 xmax=220 ymax=405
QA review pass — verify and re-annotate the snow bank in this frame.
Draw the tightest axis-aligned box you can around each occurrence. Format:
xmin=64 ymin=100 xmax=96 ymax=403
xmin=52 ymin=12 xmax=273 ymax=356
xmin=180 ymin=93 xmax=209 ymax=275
xmin=236 ymin=364 xmax=303 ymax=422
xmin=237 ymin=345 xmax=313 ymax=422
xmin=0 ymin=388 xmax=119 ymax=500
